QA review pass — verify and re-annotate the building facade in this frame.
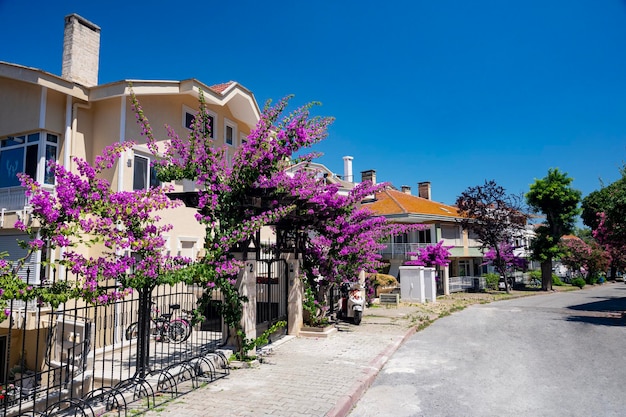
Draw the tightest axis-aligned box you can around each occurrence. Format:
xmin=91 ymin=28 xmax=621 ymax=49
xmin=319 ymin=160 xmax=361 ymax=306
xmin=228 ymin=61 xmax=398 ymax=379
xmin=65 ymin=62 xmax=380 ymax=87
xmin=0 ymin=14 xmax=261 ymax=285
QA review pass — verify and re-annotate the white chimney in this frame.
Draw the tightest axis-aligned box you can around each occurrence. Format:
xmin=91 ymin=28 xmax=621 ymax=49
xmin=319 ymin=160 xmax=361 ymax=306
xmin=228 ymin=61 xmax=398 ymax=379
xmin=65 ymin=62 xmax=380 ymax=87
xmin=343 ymin=156 xmax=353 ymax=182
xmin=62 ymin=14 xmax=101 ymax=87
xmin=401 ymin=185 xmax=411 ymax=194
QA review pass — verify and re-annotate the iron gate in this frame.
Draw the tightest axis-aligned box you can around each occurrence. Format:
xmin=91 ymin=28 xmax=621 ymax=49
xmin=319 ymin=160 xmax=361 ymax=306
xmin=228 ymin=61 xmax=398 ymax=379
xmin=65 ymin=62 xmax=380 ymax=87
xmin=255 ymin=259 xmax=288 ymax=331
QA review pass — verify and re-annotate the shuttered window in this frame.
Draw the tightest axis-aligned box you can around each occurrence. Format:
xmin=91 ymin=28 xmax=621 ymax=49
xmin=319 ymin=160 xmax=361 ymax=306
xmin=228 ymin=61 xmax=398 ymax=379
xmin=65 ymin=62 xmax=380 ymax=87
xmin=0 ymin=234 xmax=39 ymax=284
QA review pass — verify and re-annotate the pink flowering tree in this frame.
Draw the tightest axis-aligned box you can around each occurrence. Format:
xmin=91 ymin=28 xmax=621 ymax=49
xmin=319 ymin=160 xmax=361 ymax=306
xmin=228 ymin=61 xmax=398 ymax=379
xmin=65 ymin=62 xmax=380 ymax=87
xmin=1 ymin=142 xmax=187 ymax=327
xmin=17 ymin=142 xmax=187 ymax=299
xmin=559 ymin=237 xmax=609 ymax=284
xmin=405 ymin=241 xmax=453 ymax=267
xmin=133 ymin=91 xmax=337 ymax=354
xmin=482 ymin=242 xmax=528 ymax=281
xmin=133 ymin=89 xmax=420 ymax=331
xmin=301 ymin=181 xmax=424 ymax=309
xmin=582 ymin=169 xmax=626 ymax=279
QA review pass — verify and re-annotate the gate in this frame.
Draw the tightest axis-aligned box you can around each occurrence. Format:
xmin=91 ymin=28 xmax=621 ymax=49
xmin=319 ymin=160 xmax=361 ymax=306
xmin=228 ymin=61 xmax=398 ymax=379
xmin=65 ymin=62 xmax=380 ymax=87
xmin=255 ymin=259 xmax=288 ymax=334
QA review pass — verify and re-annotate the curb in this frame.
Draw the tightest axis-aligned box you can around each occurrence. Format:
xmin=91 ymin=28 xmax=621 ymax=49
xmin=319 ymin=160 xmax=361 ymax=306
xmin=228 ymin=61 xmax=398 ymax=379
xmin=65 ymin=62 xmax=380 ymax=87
xmin=325 ymin=325 xmax=418 ymax=417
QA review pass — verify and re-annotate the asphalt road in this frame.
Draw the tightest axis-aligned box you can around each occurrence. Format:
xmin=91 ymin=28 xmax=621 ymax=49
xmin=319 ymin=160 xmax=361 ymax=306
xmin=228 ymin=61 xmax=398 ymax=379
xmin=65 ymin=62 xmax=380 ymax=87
xmin=349 ymin=283 xmax=626 ymax=417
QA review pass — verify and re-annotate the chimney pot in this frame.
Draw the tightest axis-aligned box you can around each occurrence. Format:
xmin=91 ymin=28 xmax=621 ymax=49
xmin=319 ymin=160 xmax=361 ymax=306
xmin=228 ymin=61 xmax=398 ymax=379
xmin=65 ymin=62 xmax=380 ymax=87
xmin=418 ymin=181 xmax=431 ymax=200
xmin=361 ymin=170 xmax=376 ymax=185
xmin=401 ymin=185 xmax=411 ymax=194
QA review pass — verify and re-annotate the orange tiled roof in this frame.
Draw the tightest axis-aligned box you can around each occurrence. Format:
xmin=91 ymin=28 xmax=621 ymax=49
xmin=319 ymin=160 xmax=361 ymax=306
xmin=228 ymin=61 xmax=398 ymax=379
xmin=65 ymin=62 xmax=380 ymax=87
xmin=365 ymin=188 xmax=460 ymax=219
xmin=209 ymin=81 xmax=235 ymax=94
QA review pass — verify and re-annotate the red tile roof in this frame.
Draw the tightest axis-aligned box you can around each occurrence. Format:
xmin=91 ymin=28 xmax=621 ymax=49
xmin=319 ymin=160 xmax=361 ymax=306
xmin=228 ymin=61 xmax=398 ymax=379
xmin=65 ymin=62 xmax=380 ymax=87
xmin=209 ymin=81 xmax=235 ymax=95
xmin=365 ymin=188 xmax=460 ymax=218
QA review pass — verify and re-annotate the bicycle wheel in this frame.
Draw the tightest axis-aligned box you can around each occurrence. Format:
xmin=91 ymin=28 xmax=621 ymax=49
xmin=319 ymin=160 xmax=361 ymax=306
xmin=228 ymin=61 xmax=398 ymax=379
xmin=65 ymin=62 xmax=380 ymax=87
xmin=174 ymin=319 xmax=192 ymax=342
xmin=125 ymin=322 xmax=139 ymax=340
xmin=167 ymin=321 xmax=187 ymax=343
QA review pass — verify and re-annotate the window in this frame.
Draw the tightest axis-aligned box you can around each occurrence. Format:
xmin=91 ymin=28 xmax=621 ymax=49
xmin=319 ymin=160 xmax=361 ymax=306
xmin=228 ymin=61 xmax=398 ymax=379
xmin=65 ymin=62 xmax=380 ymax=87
xmin=394 ymin=233 xmax=408 ymax=244
xmin=0 ymin=132 xmax=58 ymax=187
xmin=133 ymin=154 xmax=161 ymax=190
xmin=183 ymin=106 xmax=216 ymax=139
xmin=224 ymin=118 xmax=237 ymax=146
xmin=240 ymin=133 xmax=247 ymax=146
xmin=177 ymin=237 xmax=199 ymax=260
xmin=417 ymin=229 xmax=432 ymax=244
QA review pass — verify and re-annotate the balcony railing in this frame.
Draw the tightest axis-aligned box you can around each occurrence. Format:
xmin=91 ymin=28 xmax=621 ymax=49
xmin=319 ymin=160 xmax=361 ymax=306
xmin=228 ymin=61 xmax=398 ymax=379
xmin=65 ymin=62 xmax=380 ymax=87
xmin=380 ymin=243 xmax=431 ymax=260
xmin=0 ymin=186 xmax=29 ymax=211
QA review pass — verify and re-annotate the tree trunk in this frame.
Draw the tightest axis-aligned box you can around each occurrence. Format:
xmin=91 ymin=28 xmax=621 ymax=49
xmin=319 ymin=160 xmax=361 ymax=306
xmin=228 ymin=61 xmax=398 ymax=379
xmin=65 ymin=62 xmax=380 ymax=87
xmin=610 ymin=265 xmax=617 ymax=281
xmin=541 ymin=259 xmax=552 ymax=291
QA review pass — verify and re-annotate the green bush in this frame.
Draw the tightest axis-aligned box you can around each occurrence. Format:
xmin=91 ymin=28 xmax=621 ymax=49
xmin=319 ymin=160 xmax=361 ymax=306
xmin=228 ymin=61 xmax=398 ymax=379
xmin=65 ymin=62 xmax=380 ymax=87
xmin=552 ymin=274 xmax=564 ymax=286
xmin=484 ymin=273 xmax=500 ymax=291
xmin=571 ymin=277 xmax=586 ymax=289
xmin=586 ymin=274 xmax=599 ymax=285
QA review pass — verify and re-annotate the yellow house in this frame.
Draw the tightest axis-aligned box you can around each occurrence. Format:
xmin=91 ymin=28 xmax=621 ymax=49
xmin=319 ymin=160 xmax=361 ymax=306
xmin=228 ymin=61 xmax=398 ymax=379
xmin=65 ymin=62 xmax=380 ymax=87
xmin=0 ymin=14 xmax=261 ymax=284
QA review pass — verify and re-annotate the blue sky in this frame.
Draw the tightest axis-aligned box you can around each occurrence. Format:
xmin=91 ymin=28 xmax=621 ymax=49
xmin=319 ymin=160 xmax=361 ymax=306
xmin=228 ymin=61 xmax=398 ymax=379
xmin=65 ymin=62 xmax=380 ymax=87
xmin=2 ymin=0 xmax=626 ymax=213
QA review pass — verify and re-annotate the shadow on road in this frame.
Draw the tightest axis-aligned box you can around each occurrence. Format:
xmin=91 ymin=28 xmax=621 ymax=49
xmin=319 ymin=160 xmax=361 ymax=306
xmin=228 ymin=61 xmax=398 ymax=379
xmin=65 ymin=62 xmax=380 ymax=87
xmin=565 ymin=287 xmax=626 ymax=326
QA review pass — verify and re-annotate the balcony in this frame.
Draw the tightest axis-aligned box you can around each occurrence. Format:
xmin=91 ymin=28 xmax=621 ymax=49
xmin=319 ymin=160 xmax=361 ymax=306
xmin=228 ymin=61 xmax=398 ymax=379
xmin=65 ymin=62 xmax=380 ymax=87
xmin=380 ymin=242 xmax=431 ymax=260
xmin=0 ymin=186 xmax=29 ymax=211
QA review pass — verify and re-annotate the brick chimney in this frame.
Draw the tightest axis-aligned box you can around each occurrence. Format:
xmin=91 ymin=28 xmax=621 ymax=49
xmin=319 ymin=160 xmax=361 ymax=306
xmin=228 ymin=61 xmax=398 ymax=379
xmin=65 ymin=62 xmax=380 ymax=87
xmin=361 ymin=169 xmax=376 ymax=185
xmin=418 ymin=181 xmax=431 ymax=200
xmin=401 ymin=185 xmax=411 ymax=194
xmin=62 ymin=14 xmax=101 ymax=87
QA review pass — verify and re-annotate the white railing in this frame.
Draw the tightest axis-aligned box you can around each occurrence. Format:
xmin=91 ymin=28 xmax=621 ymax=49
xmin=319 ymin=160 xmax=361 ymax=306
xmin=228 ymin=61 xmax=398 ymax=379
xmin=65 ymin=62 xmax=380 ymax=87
xmin=449 ymin=276 xmax=485 ymax=293
xmin=0 ymin=186 xmax=29 ymax=211
xmin=380 ymin=243 xmax=430 ymax=259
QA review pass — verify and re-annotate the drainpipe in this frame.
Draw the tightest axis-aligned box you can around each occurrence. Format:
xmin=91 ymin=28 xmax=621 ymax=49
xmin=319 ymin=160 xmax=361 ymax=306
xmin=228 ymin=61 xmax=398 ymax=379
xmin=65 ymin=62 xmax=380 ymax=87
xmin=118 ymin=95 xmax=126 ymax=192
xmin=60 ymin=99 xmax=91 ymax=280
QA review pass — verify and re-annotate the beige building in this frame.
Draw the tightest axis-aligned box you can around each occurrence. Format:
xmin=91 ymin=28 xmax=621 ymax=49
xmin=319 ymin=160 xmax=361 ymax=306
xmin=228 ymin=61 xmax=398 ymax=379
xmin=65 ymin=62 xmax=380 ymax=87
xmin=361 ymin=175 xmax=485 ymax=294
xmin=0 ymin=14 xmax=261 ymax=285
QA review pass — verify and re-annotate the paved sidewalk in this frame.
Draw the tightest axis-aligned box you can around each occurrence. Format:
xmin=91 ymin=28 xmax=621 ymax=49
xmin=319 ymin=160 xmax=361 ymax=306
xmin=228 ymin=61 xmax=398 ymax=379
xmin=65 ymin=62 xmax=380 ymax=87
xmin=142 ymin=304 xmax=422 ymax=417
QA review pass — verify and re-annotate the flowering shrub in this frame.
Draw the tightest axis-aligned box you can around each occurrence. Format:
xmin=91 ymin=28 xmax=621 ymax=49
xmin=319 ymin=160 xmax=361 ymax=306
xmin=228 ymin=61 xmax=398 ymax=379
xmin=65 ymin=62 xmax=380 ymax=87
xmin=0 ymin=383 xmax=17 ymax=402
xmin=301 ymin=277 xmax=329 ymax=327
xmin=405 ymin=241 xmax=452 ymax=267
xmin=13 ymin=141 xmax=189 ymax=310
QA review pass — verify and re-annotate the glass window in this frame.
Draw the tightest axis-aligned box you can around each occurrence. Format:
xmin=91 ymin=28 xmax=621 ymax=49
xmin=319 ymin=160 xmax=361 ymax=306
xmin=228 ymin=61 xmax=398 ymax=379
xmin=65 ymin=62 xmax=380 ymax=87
xmin=133 ymin=155 xmax=148 ymax=190
xmin=1 ymin=136 xmax=25 ymax=148
xmin=25 ymin=144 xmax=38 ymax=180
xmin=184 ymin=109 xmax=215 ymax=139
xmin=0 ymin=132 xmax=58 ymax=187
xmin=45 ymin=144 xmax=57 ymax=185
xmin=225 ymin=125 xmax=233 ymax=145
xmin=0 ymin=147 xmax=24 ymax=187
xmin=133 ymin=154 xmax=161 ymax=190
xmin=418 ymin=229 xmax=432 ymax=244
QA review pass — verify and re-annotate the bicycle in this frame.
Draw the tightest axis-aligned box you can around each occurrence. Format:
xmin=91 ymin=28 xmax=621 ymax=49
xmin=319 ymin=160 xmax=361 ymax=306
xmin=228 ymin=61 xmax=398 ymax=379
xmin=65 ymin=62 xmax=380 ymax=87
xmin=125 ymin=303 xmax=190 ymax=343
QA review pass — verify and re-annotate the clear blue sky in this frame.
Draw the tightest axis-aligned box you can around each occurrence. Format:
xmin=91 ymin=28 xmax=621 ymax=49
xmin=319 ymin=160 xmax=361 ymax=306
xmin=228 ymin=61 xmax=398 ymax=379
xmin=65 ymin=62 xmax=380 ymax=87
xmin=2 ymin=0 xmax=626 ymax=213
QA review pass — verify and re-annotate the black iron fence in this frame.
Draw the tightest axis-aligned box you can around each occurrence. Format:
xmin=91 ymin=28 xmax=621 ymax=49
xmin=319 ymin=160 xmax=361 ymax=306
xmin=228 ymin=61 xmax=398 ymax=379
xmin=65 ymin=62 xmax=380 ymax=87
xmin=0 ymin=268 xmax=228 ymax=417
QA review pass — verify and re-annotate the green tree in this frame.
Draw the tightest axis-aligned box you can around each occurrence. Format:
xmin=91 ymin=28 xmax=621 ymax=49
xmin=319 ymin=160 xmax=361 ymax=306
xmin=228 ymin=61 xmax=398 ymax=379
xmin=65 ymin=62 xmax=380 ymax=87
xmin=526 ymin=168 xmax=581 ymax=291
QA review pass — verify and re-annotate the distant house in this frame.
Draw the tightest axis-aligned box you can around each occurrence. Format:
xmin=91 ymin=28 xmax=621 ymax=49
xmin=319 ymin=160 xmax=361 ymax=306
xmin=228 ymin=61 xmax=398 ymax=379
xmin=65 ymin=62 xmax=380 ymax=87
xmin=360 ymin=173 xmax=485 ymax=294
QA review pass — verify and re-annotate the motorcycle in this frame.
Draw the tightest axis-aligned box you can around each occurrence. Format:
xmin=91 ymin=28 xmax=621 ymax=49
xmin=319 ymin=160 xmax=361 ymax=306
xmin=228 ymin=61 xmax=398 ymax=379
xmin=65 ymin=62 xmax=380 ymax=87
xmin=336 ymin=282 xmax=365 ymax=325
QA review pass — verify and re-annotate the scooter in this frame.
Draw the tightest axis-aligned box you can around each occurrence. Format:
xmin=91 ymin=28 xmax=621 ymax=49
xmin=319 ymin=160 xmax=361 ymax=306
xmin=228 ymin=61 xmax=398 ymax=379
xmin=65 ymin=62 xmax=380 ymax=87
xmin=337 ymin=282 xmax=365 ymax=325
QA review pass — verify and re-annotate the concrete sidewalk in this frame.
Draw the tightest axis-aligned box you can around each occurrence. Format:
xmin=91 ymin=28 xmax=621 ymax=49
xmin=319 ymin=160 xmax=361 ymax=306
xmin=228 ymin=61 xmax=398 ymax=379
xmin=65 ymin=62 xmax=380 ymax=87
xmin=141 ymin=304 xmax=421 ymax=417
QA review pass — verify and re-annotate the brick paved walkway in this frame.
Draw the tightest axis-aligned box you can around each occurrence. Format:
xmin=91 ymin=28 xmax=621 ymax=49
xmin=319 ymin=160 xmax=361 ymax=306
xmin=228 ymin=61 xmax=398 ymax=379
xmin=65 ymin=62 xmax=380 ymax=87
xmin=140 ymin=305 xmax=420 ymax=417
